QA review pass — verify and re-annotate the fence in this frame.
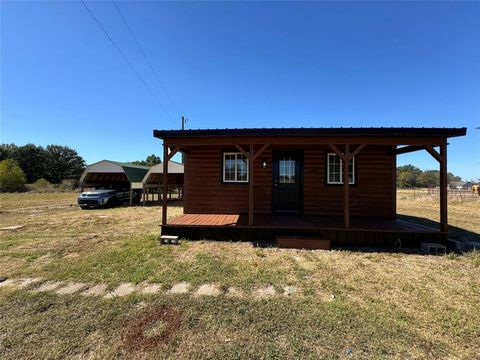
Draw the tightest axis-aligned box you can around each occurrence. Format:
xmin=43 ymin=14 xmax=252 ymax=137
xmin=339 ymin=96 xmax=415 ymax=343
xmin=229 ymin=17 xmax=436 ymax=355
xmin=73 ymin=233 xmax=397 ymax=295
xmin=397 ymin=187 xmax=479 ymax=201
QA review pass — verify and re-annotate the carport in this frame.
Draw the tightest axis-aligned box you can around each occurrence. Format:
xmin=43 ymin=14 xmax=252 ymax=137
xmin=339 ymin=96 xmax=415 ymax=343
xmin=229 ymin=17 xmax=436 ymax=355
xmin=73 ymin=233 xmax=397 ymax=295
xmin=79 ymin=160 xmax=149 ymax=204
xmin=142 ymin=160 xmax=184 ymax=204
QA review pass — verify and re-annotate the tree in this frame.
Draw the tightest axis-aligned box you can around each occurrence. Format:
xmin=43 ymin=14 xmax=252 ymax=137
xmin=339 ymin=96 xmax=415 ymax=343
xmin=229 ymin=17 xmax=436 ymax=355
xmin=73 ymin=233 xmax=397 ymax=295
xmin=130 ymin=154 xmax=161 ymax=167
xmin=0 ymin=159 xmax=26 ymax=192
xmin=145 ymin=154 xmax=161 ymax=167
xmin=15 ymin=144 xmax=49 ymax=183
xmin=447 ymin=172 xmax=462 ymax=183
xmin=45 ymin=145 xmax=86 ymax=183
xmin=130 ymin=160 xmax=147 ymax=166
xmin=418 ymin=170 xmax=439 ymax=187
xmin=0 ymin=144 xmax=19 ymax=161
xmin=397 ymin=165 xmax=422 ymax=188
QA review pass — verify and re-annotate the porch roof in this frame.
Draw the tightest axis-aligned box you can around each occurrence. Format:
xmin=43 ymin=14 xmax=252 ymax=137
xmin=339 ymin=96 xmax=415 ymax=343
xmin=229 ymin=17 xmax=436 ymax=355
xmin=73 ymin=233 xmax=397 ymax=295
xmin=154 ymin=127 xmax=466 ymax=140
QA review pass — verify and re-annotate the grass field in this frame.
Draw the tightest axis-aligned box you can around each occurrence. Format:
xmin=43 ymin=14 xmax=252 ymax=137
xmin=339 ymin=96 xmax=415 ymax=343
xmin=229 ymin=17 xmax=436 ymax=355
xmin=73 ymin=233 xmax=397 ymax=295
xmin=0 ymin=191 xmax=479 ymax=359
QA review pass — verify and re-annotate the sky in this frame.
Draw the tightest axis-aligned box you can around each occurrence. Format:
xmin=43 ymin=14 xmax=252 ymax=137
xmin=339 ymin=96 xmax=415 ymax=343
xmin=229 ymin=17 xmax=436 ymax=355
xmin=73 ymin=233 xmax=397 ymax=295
xmin=1 ymin=1 xmax=479 ymax=180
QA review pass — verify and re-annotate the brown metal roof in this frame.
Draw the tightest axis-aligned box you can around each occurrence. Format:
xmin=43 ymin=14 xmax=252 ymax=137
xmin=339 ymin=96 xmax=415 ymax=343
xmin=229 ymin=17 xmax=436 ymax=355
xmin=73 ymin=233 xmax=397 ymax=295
xmin=153 ymin=127 xmax=467 ymax=139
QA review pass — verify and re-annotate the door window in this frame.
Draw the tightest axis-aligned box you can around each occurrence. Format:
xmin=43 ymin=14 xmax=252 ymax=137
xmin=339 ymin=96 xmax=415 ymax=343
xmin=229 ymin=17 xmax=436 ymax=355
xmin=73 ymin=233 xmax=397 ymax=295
xmin=279 ymin=157 xmax=296 ymax=184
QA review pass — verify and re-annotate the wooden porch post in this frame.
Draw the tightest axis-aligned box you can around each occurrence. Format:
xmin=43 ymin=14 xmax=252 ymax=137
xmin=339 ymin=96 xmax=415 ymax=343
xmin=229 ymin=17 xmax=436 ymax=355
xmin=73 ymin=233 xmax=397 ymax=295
xmin=248 ymin=143 xmax=254 ymax=226
xmin=329 ymin=144 xmax=365 ymax=229
xmin=425 ymin=143 xmax=448 ymax=233
xmin=440 ymin=142 xmax=448 ymax=232
xmin=343 ymin=144 xmax=350 ymax=229
xmin=162 ymin=143 xmax=168 ymax=226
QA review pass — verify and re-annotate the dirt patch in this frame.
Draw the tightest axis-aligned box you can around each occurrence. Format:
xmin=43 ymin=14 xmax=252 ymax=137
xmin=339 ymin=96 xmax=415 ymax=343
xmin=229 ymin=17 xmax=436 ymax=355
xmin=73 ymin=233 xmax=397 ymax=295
xmin=140 ymin=284 xmax=161 ymax=295
xmin=34 ymin=281 xmax=64 ymax=292
xmin=104 ymin=283 xmax=137 ymax=298
xmin=123 ymin=306 xmax=182 ymax=351
xmin=254 ymin=285 xmax=276 ymax=298
xmin=226 ymin=287 xmax=244 ymax=298
xmin=167 ymin=282 xmax=190 ymax=294
xmin=194 ymin=284 xmax=222 ymax=297
xmin=56 ymin=282 xmax=87 ymax=295
xmin=81 ymin=284 xmax=108 ymax=297
xmin=17 ymin=278 xmax=43 ymax=288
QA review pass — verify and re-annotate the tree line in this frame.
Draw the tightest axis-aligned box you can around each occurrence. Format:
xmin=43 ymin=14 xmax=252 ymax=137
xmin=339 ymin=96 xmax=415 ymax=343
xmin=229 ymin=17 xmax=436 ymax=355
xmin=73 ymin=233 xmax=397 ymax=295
xmin=0 ymin=144 xmax=86 ymax=191
xmin=130 ymin=154 xmax=161 ymax=167
xmin=397 ymin=165 xmax=463 ymax=188
xmin=0 ymin=144 xmax=166 ymax=192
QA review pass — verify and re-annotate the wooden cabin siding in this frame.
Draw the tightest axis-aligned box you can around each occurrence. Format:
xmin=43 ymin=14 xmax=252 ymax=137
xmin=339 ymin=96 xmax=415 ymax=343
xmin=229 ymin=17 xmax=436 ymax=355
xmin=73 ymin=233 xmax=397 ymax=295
xmin=303 ymin=145 xmax=394 ymax=217
xmin=184 ymin=147 xmax=248 ymax=214
xmin=184 ymin=145 xmax=394 ymax=217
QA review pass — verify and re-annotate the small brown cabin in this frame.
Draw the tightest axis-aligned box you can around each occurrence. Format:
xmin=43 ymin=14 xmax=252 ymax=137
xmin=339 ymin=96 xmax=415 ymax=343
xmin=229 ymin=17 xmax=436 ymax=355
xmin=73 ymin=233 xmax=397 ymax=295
xmin=154 ymin=127 xmax=466 ymax=248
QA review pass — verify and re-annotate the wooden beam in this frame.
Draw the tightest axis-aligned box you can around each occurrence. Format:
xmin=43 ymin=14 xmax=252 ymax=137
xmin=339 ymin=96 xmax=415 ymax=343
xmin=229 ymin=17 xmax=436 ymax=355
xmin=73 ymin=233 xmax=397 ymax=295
xmin=165 ymin=135 xmax=447 ymax=147
xmin=347 ymin=144 xmax=366 ymax=160
xmin=252 ymin=144 xmax=270 ymax=161
xmin=392 ymin=145 xmax=397 ymax=219
xmin=328 ymin=144 xmax=346 ymax=160
xmin=425 ymin=145 xmax=442 ymax=163
xmin=395 ymin=145 xmax=426 ymax=155
xmin=248 ymin=143 xmax=254 ymax=226
xmin=166 ymin=146 xmax=182 ymax=162
xmin=440 ymin=143 xmax=448 ymax=232
xmin=234 ymin=144 xmax=250 ymax=159
xmin=343 ymin=144 xmax=350 ymax=229
xmin=162 ymin=143 xmax=168 ymax=226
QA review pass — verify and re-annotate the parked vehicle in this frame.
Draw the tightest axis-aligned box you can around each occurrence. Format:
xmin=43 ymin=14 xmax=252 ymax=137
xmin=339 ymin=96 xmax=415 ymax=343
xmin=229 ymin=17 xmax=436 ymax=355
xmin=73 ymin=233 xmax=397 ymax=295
xmin=77 ymin=189 xmax=141 ymax=209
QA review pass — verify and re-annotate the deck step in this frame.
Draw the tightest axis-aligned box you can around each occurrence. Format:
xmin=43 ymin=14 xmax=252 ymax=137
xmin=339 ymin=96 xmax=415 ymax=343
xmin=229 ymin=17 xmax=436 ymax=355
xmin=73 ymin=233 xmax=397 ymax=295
xmin=276 ymin=235 xmax=331 ymax=250
xmin=160 ymin=235 xmax=179 ymax=245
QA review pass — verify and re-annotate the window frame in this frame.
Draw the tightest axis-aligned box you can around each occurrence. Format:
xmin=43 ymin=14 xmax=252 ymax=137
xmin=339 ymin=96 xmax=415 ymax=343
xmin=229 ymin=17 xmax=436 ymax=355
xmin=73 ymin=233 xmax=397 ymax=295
xmin=326 ymin=153 xmax=355 ymax=185
xmin=222 ymin=152 xmax=249 ymax=183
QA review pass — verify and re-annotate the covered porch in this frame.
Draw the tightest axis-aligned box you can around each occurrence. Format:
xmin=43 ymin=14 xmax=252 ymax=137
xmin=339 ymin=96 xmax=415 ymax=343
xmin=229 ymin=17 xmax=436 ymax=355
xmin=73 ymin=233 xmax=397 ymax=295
xmin=154 ymin=127 xmax=466 ymax=247
xmin=162 ymin=213 xmax=445 ymax=246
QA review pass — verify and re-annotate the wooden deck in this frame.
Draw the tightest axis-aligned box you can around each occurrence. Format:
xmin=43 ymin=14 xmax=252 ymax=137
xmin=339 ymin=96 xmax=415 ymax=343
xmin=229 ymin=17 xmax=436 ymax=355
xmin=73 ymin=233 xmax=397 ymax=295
xmin=163 ymin=213 xmax=445 ymax=247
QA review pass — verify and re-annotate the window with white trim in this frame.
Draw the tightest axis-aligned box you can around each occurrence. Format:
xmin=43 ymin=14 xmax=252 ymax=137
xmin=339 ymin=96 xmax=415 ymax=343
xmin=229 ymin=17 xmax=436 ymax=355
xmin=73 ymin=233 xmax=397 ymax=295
xmin=223 ymin=152 xmax=249 ymax=183
xmin=327 ymin=153 xmax=355 ymax=184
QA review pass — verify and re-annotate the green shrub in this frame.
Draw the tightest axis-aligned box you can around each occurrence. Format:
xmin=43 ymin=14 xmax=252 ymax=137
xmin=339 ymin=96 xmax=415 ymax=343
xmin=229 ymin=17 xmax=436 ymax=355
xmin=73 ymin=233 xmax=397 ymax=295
xmin=0 ymin=159 xmax=27 ymax=192
xmin=29 ymin=178 xmax=54 ymax=192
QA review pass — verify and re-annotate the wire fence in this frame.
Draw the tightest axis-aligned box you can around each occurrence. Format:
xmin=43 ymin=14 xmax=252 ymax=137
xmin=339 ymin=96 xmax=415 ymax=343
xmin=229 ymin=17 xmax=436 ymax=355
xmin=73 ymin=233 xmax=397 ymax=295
xmin=397 ymin=188 xmax=480 ymax=202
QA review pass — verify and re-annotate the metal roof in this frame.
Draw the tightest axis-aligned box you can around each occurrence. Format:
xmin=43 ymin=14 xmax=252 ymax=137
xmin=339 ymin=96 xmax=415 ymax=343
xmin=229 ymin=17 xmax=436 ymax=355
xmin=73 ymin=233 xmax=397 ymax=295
xmin=80 ymin=160 xmax=149 ymax=184
xmin=154 ymin=127 xmax=467 ymax=139
xmin=144 ymin=160 xmax=184 ymax=175
xmin=142 ymin=160 xmax=184 ymax=185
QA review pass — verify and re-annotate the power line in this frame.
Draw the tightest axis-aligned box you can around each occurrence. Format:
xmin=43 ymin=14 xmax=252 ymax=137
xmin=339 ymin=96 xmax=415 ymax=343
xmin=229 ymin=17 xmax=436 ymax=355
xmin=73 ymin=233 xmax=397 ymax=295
xmin=80 ymin=0 xmax=176 ymax=126
xmin=112 ymin=0 xmax=182 ymax=118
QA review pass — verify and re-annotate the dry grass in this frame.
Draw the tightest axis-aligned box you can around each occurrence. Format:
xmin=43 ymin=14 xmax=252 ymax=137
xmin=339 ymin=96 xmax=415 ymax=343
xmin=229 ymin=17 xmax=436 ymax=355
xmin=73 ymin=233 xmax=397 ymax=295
xmin=0 ymin=191 xmax=479 ymax=359
xmin=397 ymin=189 xmax=480 ymax=241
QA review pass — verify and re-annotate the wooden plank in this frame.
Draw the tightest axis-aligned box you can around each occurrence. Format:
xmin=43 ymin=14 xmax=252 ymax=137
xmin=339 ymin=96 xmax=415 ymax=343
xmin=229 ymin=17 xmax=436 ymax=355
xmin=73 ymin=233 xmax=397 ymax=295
xmin=234 ymin=144 xmax=249 ymax=158
xmin=165 ymin=135 xmax=448 ymax=146
xmin=395 ymin=145 xmax=425 ymax=155
xmin=162 ymin=143 xmax=168 ymax=226
xmin=252 ymin=144 xmax=270 ymax=160
xmin=425 ymin=145 xmax=442 ymax=163
xmin=276 ymin=235 xmax=331 ymax=250
xmin=440 ymin=143 xmax=448 ymax=232
xmin=248 ymin=143 xmax=254 ymax=226
xmin=343 ymin=144 xmax=350 ymax=229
